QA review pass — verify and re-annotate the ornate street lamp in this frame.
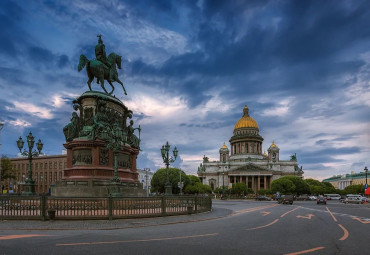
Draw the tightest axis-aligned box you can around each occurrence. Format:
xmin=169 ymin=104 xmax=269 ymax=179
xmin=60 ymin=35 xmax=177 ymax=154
xmin=17 ymin=132 xmax=43 ymax=195
xmin=107 ymin=135 xmax=122 ymax=197
xmin=160 ymin=141 xmax=178 ymax=195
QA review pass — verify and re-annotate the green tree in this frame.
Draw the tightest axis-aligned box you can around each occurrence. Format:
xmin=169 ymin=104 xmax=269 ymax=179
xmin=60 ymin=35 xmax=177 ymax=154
xmin=322 ymin=182 xmax=336 ymax=194
xmin=283 ymin=176 xmax=310 ymax=195
xmin=1 ymin=157 xmax=17 ymax=181
xmin=271 ymin=178 xmax=296 ymax=194
xmin=188 ymin=175 xmax=201 ymax=185
xmin=304 ymin=179 xmax=338 ymax=195
xmin=184 ymin=182 xmax=212 ymax=194
xmin=151 ymin=168 xmax=189 ymax=194
xmin=231 ymin=183 xmax=247 ymax=196
xmin=343 ymin=184 xmax=364 ymax=195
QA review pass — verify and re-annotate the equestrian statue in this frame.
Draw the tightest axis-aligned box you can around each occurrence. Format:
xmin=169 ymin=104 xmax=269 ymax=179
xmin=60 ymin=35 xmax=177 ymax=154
xmin=78 ymin=35 xmax=127 ymax=95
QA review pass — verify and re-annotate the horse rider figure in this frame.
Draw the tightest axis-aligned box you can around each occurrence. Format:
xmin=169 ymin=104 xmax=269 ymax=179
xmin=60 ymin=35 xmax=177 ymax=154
xmin=95 ymin=35 xmax=112 ymax=84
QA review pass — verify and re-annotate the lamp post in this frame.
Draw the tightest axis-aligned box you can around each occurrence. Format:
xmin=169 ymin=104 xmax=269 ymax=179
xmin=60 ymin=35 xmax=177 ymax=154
xmin=144 ymin=168 xmax=150 ymax=197
xmin=0 ymin=121 xmax=4 ymax=194
xmin=179 ymin=168 xmax=183 ymax=195
xmin=16 ymin=132 xmax=43 ymax=195
xmin=160 ymin=141 xmax=178 ymax=195
xmin=107 ymin=135 xmax=122 ymax=197
xmin=365 ymin=166 xmax=368 ymax=194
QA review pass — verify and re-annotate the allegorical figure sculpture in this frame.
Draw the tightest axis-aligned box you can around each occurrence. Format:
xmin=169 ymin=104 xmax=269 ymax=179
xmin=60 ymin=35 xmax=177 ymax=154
xmin=63 ymin=112 xmax=80 ymax=142
xmin=78 ymin=35 xmax=127 ymax=95
xmin=127 ymin=120 xmax=141 ymax=148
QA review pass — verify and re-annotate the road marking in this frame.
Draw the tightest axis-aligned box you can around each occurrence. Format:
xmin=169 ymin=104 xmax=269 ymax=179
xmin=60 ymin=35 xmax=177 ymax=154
xmin=284 ymin=246 xmax=325 ymax=255
xmin=280 ymin=207 xmax=299 ymax=218
xmin=338 ymin=224 xmax=349 ymax=241
xmin=246 ymin=219 xmax=279 ymax=231
xmin=353 ymin=217 xmax=370 ymax=224
xmin=56 ymin=233 xmax=218 ymax=246
xmin=325 ymin=206 xmax=337 ymax=222
xmin=232 ymin=204 xmax=277 ymax=216
xmin=325 ymin=206 xmax=349 ymax=241
xmin=0 ymin=234 xmax=53 ymax=240
xmin=260 ymin=211 xmax=270 ymax=216
xmin=296 ymin=214 xmax=314 ymax=220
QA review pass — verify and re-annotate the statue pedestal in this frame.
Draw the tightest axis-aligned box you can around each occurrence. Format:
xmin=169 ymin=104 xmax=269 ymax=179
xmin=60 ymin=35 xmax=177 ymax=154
xmin=52 ymin=91 xmax=144 ymax=197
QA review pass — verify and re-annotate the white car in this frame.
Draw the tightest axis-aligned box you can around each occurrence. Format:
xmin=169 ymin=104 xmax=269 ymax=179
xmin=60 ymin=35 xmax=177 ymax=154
xmin=308 ymin=196 xmax=317 ymax=200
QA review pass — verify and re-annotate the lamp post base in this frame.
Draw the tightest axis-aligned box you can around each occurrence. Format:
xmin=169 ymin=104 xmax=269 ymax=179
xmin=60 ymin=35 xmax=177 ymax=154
xmin=165 ymin=184 xmax=172 ymax=195
xmin=22 ymin=182 xmax=36 ymax=196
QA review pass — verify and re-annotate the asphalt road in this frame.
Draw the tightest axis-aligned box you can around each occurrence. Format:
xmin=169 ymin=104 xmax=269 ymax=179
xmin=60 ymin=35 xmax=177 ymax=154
xmin=1 ymin=200 xmax=369 ymax=255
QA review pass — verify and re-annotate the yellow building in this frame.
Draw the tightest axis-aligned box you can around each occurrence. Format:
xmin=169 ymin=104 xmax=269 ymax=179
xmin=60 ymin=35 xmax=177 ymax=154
xmin=323 ymin=171 xmax=369 ymax=190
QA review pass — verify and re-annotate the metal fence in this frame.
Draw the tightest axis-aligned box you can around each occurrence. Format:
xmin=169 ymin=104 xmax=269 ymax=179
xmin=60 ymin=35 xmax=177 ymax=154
xmin=0 ymin=195 xmax=212 ymax=220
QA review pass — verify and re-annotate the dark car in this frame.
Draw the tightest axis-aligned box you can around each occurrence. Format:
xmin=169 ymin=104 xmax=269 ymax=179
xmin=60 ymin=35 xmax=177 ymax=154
xmin=277 ymin=195 xmax=293 ymax=205
xmin=317 ymin=195 xmax=327 ymax=204
xmin=256 ymin=196 xmax=271 ymax=201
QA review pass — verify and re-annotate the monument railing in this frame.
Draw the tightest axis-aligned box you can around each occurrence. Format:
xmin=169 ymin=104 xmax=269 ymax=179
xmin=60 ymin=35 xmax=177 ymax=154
xmin=0 ymin=195 xmax=212 ymax=220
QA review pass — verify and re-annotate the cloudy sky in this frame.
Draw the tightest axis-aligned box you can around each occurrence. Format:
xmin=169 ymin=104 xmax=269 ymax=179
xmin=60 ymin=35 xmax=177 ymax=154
xmin=0 ymin=0 xmax=369 ymax=180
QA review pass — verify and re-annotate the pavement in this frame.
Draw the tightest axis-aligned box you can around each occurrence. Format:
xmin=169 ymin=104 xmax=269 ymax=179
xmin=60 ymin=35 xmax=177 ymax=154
xmin=0 ymin=206 xmax=232 ymax=231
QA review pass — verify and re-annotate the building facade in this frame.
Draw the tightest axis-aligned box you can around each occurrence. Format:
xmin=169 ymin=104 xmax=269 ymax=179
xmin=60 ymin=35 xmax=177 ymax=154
xmin=137 ymin=168 xmax=154 ymax=194
xmin=323 ymin=171 xmax=369 ymax=190
xmin=5 ymin=154 xmax=67 ymax=194
xmin=4 ymin=155 xmax=155 ymax=195
xmin=197 ymin=105 xmax=303 ymax=192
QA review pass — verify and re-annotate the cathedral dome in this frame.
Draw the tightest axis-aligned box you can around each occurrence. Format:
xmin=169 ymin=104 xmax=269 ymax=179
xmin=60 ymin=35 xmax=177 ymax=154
xmin=234 ymin=105 xmax=259 ymax=130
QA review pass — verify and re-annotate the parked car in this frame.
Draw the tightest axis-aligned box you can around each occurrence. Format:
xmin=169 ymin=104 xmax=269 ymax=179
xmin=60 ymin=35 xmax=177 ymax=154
xmin=277 ymin=195 xmax=293 ymax=205
xmin=256 ymin=196 xmax=271 ymax=201
xmin=308 ymin=196 xmax=317 ymax=201
xmin=296 ymin=195 xmax=309 ymax=201
xmin=317 ymin=195 xmax=327 ymax=205
xmin=344 ymin=197 xmax=363 ymax=204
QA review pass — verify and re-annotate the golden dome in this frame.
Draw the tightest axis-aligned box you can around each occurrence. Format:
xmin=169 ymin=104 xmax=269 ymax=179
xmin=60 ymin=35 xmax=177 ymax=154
xmin=270 ymin=140 xmax=277 ymax=148
xmin=221 ymin=142 xmax=228 ymax=149
xmin=234 ymin=105 xmax=259 ymax=130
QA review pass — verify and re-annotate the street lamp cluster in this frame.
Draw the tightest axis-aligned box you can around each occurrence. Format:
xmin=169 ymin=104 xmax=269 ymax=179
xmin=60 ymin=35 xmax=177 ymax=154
xmin=161 ymin=141 xmax=178 ymax=195
xmin=16 ymin=132 xmax=43 ymax=195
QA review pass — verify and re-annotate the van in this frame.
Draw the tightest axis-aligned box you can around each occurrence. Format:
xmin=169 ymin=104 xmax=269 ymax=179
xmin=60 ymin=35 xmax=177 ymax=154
xmin=324 ymin=194 xmax=341 ymax=200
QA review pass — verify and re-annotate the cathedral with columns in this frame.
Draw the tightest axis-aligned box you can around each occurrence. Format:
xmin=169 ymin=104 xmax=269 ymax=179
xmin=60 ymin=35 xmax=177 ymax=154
xmin=197 ymin=105 xmax=303 ymax=192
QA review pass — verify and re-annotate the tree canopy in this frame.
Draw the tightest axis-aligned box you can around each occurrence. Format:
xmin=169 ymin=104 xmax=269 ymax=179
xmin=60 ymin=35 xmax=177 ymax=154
xmin=150 ymin=168 xmax=189 ymax=194
xmin=1 ymin=157 xmax=17 ymax=181
xmin=271 ymin=178 xmax=296 ymax=194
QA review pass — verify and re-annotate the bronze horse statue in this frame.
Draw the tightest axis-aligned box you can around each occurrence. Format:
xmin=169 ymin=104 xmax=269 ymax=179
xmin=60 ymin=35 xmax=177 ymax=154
xmin=78 ymin=52 xmax=127 ymax=95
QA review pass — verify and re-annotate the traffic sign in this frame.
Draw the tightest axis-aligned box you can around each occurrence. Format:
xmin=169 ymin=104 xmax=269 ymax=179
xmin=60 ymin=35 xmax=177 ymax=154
xmin=365 ymin=183 xmax=368 ymax=190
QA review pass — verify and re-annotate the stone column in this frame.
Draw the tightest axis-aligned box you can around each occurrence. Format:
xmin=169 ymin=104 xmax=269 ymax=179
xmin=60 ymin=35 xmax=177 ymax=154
xmin=257 ymin=176 xmax=260 ymax=190
xmin=251 ymin=176 xmax=255 ymax=192
xmin=264 ymin=176 xmax=266 ymax=189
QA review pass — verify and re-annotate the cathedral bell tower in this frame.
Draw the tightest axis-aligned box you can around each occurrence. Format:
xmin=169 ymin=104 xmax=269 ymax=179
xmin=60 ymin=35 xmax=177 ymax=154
xmin=267 ymin=141 xmax=280 ymax=162
xmin=219 ymin=143 xmax=230 ymax=163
